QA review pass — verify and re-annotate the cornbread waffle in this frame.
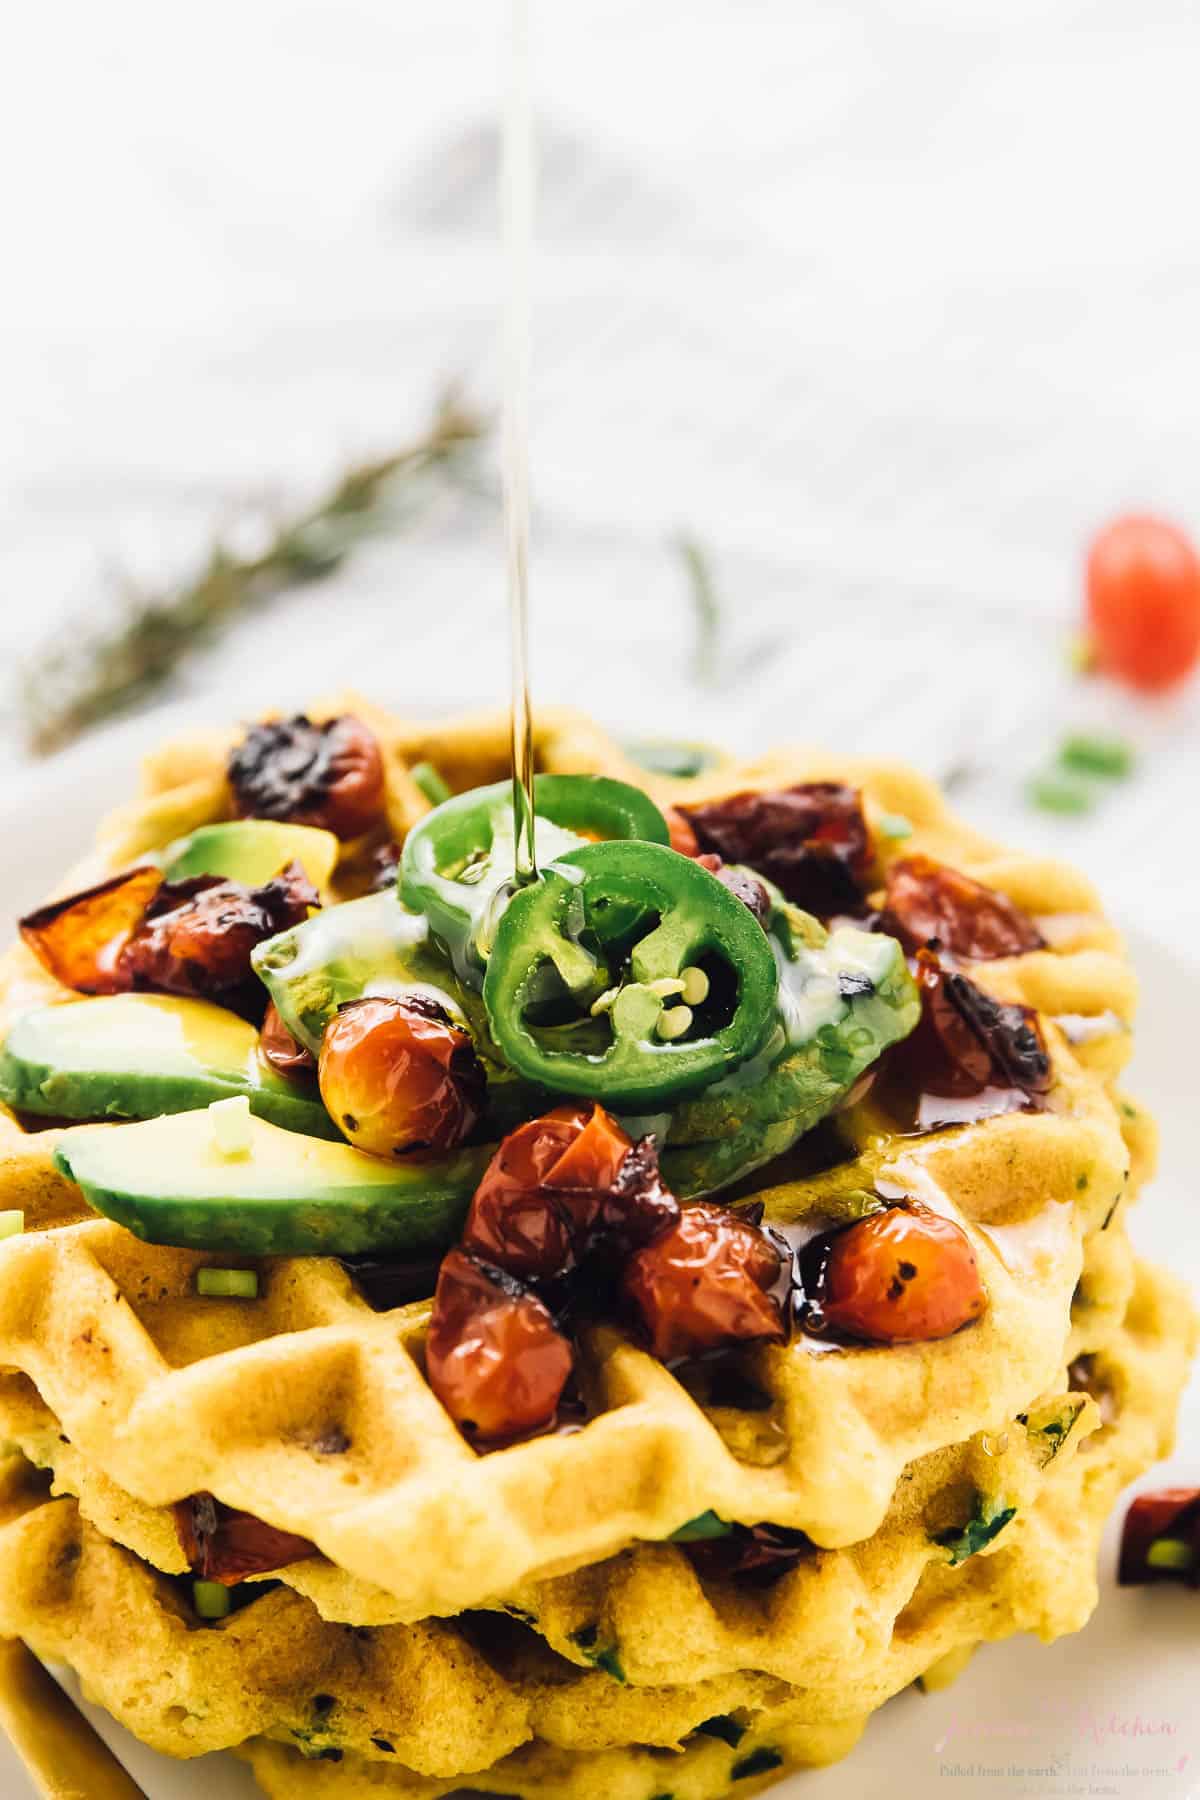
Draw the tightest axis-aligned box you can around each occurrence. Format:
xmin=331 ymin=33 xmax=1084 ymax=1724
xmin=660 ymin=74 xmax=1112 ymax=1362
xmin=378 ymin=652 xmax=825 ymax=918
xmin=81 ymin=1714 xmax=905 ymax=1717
xmin=0 ymin=703 xmax=1155 ymax=1628
xmin=0 ymin=1237 xmax=1185 ymax=1792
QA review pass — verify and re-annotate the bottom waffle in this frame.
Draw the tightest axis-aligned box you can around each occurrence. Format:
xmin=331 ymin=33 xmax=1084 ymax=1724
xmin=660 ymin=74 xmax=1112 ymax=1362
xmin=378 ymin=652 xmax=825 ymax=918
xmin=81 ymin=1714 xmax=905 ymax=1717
xmin=0 ymin=1246 xmax=1188 ymax=1797
xmin=239 ymin=1704 xmax=871 ymax=1800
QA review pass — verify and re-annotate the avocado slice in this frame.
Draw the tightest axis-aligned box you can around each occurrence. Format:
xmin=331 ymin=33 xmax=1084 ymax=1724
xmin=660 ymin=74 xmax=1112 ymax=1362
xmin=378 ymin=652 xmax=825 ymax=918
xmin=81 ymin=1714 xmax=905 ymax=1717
xmin=0 ymin=995 xmax=337 ymax=1139
xmin=252 ymin=890 xmax=457 ymax=1056
xmin=161 ymin=821 xmax=339 ymax=891
xmin=54 ymin=1108 xmax=491 ymax=1255
xmin=661 ymin=928 xmax=919 ymax=1195
xmin=253 ymin=890 xmax=548 ymax=1134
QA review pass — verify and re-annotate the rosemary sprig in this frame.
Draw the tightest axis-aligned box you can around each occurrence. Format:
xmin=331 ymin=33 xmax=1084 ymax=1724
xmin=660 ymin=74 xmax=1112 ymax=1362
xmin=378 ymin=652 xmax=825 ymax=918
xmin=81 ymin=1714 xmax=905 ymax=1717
xmin=19 ymin=389 xmax=487 ymax=755
xmin=676 ymin=532 xmax=722 ymax=685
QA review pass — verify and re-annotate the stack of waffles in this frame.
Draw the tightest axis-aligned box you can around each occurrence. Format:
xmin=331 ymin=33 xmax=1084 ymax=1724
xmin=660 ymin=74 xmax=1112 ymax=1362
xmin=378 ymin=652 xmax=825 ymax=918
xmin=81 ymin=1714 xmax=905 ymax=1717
xmin=0 ymin=701 xmax=1191 ymax=1800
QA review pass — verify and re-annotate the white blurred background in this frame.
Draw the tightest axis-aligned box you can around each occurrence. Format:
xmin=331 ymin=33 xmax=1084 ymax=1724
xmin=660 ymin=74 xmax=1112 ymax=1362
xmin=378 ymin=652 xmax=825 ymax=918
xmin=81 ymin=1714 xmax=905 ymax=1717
xmin=2 ymin=0 xmax=1199 ymax=927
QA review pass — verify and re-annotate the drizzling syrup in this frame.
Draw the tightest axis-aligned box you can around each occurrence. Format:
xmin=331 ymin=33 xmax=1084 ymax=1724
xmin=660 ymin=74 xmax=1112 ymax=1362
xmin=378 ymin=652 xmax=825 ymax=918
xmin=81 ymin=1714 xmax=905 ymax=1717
xmin=502 ymin=0 xmax=538 ymax=884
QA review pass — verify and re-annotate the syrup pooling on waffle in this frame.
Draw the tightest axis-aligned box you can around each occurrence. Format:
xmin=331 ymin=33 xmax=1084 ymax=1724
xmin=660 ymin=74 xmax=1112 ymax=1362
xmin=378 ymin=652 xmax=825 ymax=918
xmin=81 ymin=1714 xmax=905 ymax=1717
xmin=0 ymin=1249 xmax=1186 ymax=1778
xmin=0 ymin=700 xmax=1168 ymax=1624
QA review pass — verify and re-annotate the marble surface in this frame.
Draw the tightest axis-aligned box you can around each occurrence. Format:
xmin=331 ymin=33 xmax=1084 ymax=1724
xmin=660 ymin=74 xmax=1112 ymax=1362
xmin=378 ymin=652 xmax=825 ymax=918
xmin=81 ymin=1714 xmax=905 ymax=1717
xmin=2 ymin=0 xmax=1199 ymax=931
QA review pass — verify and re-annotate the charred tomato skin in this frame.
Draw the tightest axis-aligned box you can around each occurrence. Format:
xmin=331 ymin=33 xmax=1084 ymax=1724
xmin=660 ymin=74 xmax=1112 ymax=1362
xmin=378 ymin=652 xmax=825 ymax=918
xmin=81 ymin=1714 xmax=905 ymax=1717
xmin=679 ymin=783 xmax=870 ymax=917
xmin=891 ymin=947 xmax=1051 ymax=1104
xmin=803 ymin=1201 xmax=986 ymax=1344
xmin=119 ymin=863 xmax=318 ymax=1010
xmin=463 ymin=1104 xmax=630 ymax=1280
xmin=881 ymin=855 xmax=1044 ymax=961
xmin=425 ymin=1249 xmax=573 ymax=1441
xmin=318 ymin=994 xmax=485 ymax=1158
xmin=623 ymin=1201 xmax=786 ymax=1361
xmin=228 ymin=714 xmax=385 ymax=838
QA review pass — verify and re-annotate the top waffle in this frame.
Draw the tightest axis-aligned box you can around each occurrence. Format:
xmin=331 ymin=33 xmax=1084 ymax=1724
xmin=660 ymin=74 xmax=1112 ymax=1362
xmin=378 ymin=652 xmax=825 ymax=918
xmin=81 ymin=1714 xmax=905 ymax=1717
xmin=0 ymin=699 xmax=1150 ymax=1621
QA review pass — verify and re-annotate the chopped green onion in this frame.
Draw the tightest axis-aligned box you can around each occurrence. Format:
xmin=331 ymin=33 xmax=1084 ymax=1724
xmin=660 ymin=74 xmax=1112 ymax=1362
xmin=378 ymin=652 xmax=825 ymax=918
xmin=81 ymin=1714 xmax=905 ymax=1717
xmin=410 ymin=761 xmax=452 ymax=807
xmin=934 ymin=1493 xmax=1017 ymax=1565
xmin=1058 ymin=733 xmax=1135 ymax=779
xmin=1145 ymin=1536 xmax=1195 ymax=1573
xmin=0 ymin=1212 xmax=25 ymax=1241
xmin=876 ymin=813 xmax=914 ymax=840
xmin=192 ymin=1579 xmax=231 ymax=1619
xmin=668 ymin=1510 xmax=733 ymax=1543
xmin=1027 ymin=772 xmax=1093 ymax=816
xmin=196 ymin=1268 xmax=259 ymax=1300
xmin=622 ymin=738 xmax=721 ymax=780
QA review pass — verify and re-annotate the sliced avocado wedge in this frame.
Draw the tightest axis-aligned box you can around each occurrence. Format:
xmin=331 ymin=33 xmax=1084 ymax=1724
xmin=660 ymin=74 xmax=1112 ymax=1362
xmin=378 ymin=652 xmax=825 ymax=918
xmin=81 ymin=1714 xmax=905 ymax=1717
xmin=0 ymin=995 xmax=337 ymax=1139
xmin=661 ymin=928 xmax=919 ymax=1195
xmin=161 ymin=821 xmax=339 ymax=891
xmin=253 ymin=890 xmax=458 ymax=1057
xmin=54 ymin=1108 xmax=491 ymax=1255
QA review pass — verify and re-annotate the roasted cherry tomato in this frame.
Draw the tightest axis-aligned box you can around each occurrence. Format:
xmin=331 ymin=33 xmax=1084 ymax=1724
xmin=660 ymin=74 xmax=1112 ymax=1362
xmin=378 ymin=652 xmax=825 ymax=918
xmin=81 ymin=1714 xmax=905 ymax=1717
xmin=681 ymin=1520 xmax=812 ymax=1589
xmin=21 ymin=863 xmax=317 ymax=1010
xmin=174 ymin=1492 xmax=316 ymax=1586
xmin=665 ymin=806 xmax=701 ymax=857
xmin=368 ymin=839 xmax=403 ymax=893
xmin=882 ymin=855 xmax=1043 ymax=961
xmin=1086 ymin=514 xmax=1200 ymax=692
xmin=1117 ymin=1488 xmax=1200 ymax=1587
xmin=803 ymin=1201 xmax=986 ymax=1343
xmin=678 ymin=783 xmax=870 ymax=917
xmin=425 ymin=1249 xmax=573 ymax=1441
xmin=889 ymin=947 xmax=1051 ymax=1122
xmin=19 ymin=865 xmax=163 ymax=994
xmin=228 ymin=714 xmax=386 ymax=838
xmin=121 ymin=864 xmax=318 ymax=1009
xmin=693 ymin=853 xmax=772 ymax=925
xmin=623 ymin=1201 xmax=786 ymax=1360
xmin=463 ymin=1104 xmax=677 ymax=1280
xmin=318 ymin=994 xmax=485 ymax=1157
xmin=259 ymin=1001 xmax=317 ymax=1079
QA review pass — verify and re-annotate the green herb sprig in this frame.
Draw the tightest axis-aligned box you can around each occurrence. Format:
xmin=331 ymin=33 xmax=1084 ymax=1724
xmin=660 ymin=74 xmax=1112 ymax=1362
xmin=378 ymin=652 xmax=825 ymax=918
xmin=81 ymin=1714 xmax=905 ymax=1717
xmin=19 ymin=389 xmax=487 ymax=756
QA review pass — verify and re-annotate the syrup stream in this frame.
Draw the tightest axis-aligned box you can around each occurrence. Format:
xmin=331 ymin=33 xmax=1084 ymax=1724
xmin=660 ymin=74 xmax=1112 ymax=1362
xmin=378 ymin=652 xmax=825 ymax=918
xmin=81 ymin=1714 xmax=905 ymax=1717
xmin=502 ymin=0 xmax=538 ymax=883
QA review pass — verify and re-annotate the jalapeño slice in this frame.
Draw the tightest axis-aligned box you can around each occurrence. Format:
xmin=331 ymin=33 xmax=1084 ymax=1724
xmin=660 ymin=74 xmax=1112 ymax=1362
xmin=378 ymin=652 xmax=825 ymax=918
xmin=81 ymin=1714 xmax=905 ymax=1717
xmin=400 ymin=774 xmax=670 ymax=986
xmin=481 ymin=840 xmax=778 ymax=1107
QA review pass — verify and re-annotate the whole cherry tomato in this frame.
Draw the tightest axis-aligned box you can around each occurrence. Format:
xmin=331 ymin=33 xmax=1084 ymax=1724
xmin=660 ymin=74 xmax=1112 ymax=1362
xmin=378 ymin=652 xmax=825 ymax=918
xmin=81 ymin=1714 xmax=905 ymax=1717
xmin=805 ymin=1202 xmax=986 ymax=1343
xmin=425 ymin=1249 xmax=573 ymax=1441
xmin=1086 ymin=514 xmax=1200 ymax=692
xmin=318 ymin=994 xmax=485 ymax=1157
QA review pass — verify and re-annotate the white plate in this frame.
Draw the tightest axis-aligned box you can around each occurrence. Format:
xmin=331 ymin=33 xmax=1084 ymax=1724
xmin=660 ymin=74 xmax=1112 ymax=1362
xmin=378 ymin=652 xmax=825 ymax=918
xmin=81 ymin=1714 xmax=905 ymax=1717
xmin=0 ymin=748 xmax=1196 ymax=1800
